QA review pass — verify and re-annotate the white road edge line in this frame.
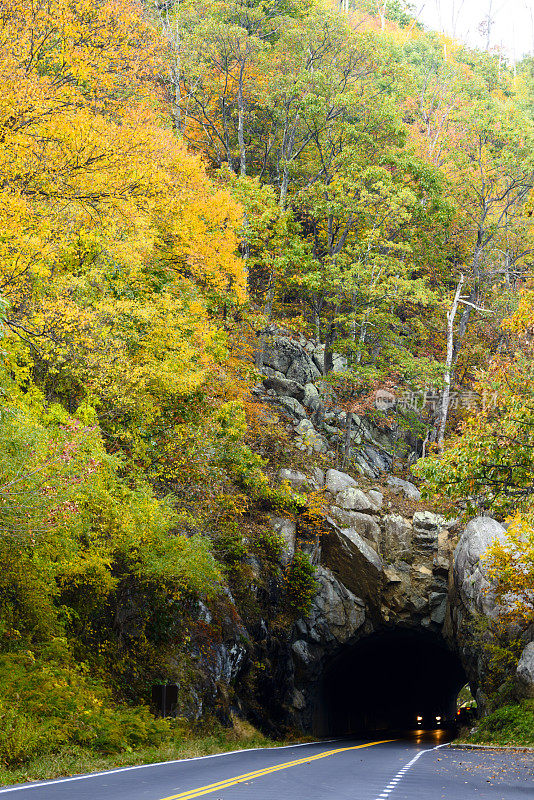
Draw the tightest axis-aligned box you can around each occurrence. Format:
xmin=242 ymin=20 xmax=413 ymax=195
xmin=0 ymin=738 xmax=343 ymax=794
xmin=373 ymin=742 xmax=448 ymax=800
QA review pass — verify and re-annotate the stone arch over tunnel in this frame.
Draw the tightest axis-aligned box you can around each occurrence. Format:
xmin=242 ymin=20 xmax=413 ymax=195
xmin=313 ymin=627 xmax=467 ymax=736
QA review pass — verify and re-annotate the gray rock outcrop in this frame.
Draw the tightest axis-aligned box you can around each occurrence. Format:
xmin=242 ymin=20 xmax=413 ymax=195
xmin=387 ymin=476 xmax=422 ymax=501
xmin=262 ymin=337 xmax=308 ymax=374
xmin=368 ymin=489 xmax=384 ymax=509
xmin=263 ymin=376 xmax=305 ymax=402
xmin=448 ymin=516 xmax=508 ymax=710
xmin=299 ymin=566 xmax=366 ymax=648
xmin=453 ymin=516 xmax=506 ymax=617
xmin=255 ymin=332 xmax=397 ymax=478
xmin=383 ymin=514 xmax=412 ymax=559
xmin=325 ymin=469 xmax=357 ymax=493
xmin=279 ymin=469 xmax=308 ymax=489
xmin=516 ymin=642 xmax=534 ymax=698
xmin=286 ymin=356 xmax=321 ymax=385
xmin=335 ymin=487 xmax=378 ymax=513
xmin=330 ymin=509 xmax=381 ymax=544
xmin=303 ymin=383 xmax=321 ymax=411
xmin=270 ymin=516 xmax=297 ymax=565
xmin=322 ymin=518 xmax=383 ymax=600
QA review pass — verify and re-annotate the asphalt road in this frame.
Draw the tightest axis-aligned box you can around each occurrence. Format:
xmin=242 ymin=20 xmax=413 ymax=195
xmin=0 ymin=732 xmax=532 ymax=800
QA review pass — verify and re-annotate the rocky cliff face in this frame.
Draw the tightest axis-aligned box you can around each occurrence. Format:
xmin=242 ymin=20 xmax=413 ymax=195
xmin=180 ymin=332 xmax=534 ymax=732
xmin=448 ymin=516 xmax=534 ymax=711
xmin=254 ymin=328 xmax=395 ymax=477
xmin=277 ymin=469 xmax=456 ymax=730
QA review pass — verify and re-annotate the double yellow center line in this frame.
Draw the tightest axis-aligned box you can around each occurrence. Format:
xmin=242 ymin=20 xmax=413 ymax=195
xmin=160 ymin=740 xmax=396 ymax=800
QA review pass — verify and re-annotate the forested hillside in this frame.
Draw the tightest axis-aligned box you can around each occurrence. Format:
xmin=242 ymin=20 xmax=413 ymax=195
xmin=0 ymin=0 xmax=533 ymax=779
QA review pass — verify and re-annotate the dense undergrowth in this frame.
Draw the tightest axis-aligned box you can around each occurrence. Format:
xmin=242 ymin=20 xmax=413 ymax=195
xmin=0 ymin=716 xmax=282 ymax=786
xmin=0 ymin=0 xmax=318 ymax=776
xmin=463 ymin=701 xmax=534 ymax=748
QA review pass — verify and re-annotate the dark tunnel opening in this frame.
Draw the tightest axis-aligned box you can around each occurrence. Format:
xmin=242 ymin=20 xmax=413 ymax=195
xmin=314 ymin=628 xmax=468 ymax=736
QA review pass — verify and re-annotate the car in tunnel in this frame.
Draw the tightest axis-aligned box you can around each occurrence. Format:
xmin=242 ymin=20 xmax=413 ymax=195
xmin=413 ymin=711 xmax=448 ymax=730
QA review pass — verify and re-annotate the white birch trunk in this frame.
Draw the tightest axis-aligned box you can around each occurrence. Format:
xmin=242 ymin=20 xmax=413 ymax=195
xmin=237 ymin=57 xmax=247 ymax=177
xmin=437 ymin=274 xmax=464 ymax=452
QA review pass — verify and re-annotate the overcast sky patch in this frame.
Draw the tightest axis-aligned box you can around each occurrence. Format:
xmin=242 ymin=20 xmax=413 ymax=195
xmin=414 ymin=0 xmax=533 ymax=60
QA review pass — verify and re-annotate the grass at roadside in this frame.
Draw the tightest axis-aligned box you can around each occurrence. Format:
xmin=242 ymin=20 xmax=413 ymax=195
xmin=0 ymin=718 xmax=293 ymax=788
xmin=456 ymin=700 xmax=534 ymax=747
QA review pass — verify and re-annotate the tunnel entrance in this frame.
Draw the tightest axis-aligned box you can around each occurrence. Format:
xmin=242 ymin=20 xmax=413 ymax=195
xmin=314 ymin=628 xmax=467 ymax=735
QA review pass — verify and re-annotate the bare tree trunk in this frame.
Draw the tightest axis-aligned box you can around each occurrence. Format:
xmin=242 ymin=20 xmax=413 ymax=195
xmin=456 ymin=231 xmax=484 ymax=341
xmin=170 ymin=64 xmax=182 ymax=131
xmin=421 ymin=429 xmax=430 ymax=459
xmin=323 ymin=319 xmax=336 ymax=376
xmin=156 ymin=1 xmax=183 ymax=132
xmin=437 ymin=274 xmax=464 ymax=451
xmin=341 ymin=412 xmax=353 ymax=469
xmin=279 ymin=117 xmax=298 ymax=209
xmin=254 ymin=279 xmax=275 ymax=370
xmin=482 ymin=0 xmax=494 ymax=51
xmin=377 ymin=0 xmax=388 ymax=29
xmin=237 ymin=56 xmax=247 ymax=177
xmin=221 ymin=94 xmax=234 ymax=171
xmin=356 ymin=307 xmax=370 ymax=365
xmin=314 ymin=312 xmax=320 ymax=341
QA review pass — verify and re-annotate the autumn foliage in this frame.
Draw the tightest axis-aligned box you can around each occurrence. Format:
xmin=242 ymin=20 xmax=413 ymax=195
xmin=1 ymin=0 xmax=534 ymax=769
xmin=0 ymin=0 xmax=256 ymax=768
